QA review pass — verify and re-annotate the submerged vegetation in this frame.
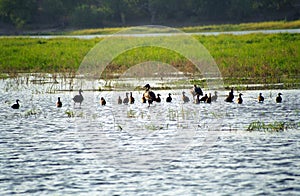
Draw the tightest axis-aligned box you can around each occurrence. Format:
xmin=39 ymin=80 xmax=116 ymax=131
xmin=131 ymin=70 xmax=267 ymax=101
xmin=0 ymin=33 xmax=299 ymax=87
xmin=247 ymin=121 xmax=299 ymax=132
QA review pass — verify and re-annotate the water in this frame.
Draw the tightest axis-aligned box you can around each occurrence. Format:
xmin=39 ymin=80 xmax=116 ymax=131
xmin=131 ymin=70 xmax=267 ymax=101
xmin=1 ymin=29 xmax=300 ymax=39
xmin=0 ymin=81 xmax=299 ymax=195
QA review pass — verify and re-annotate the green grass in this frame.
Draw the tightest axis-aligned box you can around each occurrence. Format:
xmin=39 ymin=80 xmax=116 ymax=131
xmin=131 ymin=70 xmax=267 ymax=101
xmin=247 ymin=121 xmax=299 ymax=132
xmin=65 ymin=20 xmax=300 ymax=35
xmin=0 ymin=33 xmax=299 ymax=87
xmin=181 ymin=20 xmax=300 ymax=33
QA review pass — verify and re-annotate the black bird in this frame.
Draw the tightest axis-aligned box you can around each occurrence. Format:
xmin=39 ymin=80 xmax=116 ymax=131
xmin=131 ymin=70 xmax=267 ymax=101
xmin=276 ymin=93 xmax=282 ymax=103
xmin=123 ymin=92 xmax=129 ymax=104
xmin=73 ymin=89 xmax=84 ymax=106
xmin=118 ymin=96 xmax=122 ymax=104
xmin=11 ymin=99 xmax=20 ymax=109
xmin=258 ymin=93 xmax=264 ymax=103
xmin=129 ymin=92 xmax=135 ymax=104
xmin=190 ymin=84 xmax=203 ymax=100
xmin=211 ymin=91 xmax=218 ymax=102
xmin=225 ymin=88 xmax=234 ymax=102
xmin=182 ymin=92 xmax=190 ymax=103
xmin=156 ymin=94 xmax=161 ymax=103
xmin=237 ymin=93 xmax=243 ymax=104
xmin=141 ymin=94 xmax=146 ymax=103
xmin=143 ymin=84 xmax=156 ymax=107
xmin=56 ymin=97 xmax=62 ymax=108
xmin=206 ymin=93 xmax=212 ymax=104
xmin=100 ymin=97 xmax=106 ymax=106
xmin=199 ymin=94 xmax=208 ymax=102
xmin=166 ymin=93 xmax=172 ymax=103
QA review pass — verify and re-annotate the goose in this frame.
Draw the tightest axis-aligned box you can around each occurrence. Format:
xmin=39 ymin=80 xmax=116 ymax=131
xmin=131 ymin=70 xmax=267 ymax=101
xmin=194 ymin=94 xmax=200 ymax=104
xmin=100 ymin=97 xmax=106 ymax=106
xmin=56 ymin=97 xmax=62 ymax=107
xmin=237 ymin=93 xmax=243 ymax=104
xmin=276 ymin=93 xmax=282 ymax=103
xmin=123 ymin=92 xmax=129 ymax=104
xmin=166 ymin=93 xmax=172 ymax=103
xmin=211 ymin=91 xmax=218 ymax=102
xmin=118 ymin=96 xmax=122 ymax=104
xmin=143 ymin=84 xmax=156 ymax=107
xmin=73 ymin=89 xmax=84 ymax=106
xmin=225 ymin=88 xmax=234 ymax=102
xmin=141 ymin=94 xmax=146 ymax=103
xmin=199 ymin=94 xmax=208 ymax=102
xmin=190 ymin=84 xmax=203 ymax=100
xmin=258 ymin=93 xmax=264 ymax=103
xmin=182 ymin=92 xmax=190 ymax=103
xmin=11 ymin=99 xmax=20 ymax=109
xmin=206 ymin=93 xmax=212 ymax=104
xmin=129 ymin=92 xmax=135 ymax=104
xmin=156 ymin=94 xmax=161 ymax=103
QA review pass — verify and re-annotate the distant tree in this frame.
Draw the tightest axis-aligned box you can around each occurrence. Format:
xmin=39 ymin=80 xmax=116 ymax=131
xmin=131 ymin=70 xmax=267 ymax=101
xmin=0 ymin=0 xmax=37 ymax=28
xmin=226 ymin=0 xmax=253 ymax=21
xmin=71 ymin=4 xmax=108 ymax=28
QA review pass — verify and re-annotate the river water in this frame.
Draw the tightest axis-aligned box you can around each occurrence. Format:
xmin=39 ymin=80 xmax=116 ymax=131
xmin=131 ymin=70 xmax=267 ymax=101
xmin=1 ymin=28 xmax=300 ymax=39
xmin=0 ymin=78 xmax=299 ymax=195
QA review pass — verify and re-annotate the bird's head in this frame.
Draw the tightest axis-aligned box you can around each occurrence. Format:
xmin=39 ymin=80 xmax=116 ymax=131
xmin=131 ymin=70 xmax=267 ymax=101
xmin=144 ymin=84 xmax=150 ymax=89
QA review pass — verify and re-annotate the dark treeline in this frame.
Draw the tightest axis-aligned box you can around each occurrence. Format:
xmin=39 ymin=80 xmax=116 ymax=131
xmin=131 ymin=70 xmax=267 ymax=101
xmin=0 ymin=0 xmax=299 ymax=30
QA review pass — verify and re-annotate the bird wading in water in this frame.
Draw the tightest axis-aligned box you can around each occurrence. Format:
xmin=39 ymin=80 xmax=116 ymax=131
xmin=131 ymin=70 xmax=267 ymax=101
xmin=56 ymin=97 xmax=62 ymax=108
xmin=11 ymin=99 xmax=20 ymax=109
xmin=143 ymin=84 xmax=156 ymax=107
xmin=73 ymin=89 xmax=84 ymax=107
xmin=276 ymin=93 xmax=282 ymax=103
xmin=258 ymin=93 xmax=264 ymax=103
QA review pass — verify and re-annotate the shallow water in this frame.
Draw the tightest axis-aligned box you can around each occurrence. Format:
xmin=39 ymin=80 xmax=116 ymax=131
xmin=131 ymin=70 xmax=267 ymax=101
xmin=0 ymin=83 xmax=299 ymax=195
xmin=2 ymin=28 xmax=299 ymax=39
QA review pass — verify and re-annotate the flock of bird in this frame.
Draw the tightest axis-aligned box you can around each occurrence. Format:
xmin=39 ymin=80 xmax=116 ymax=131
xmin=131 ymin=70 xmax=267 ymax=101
xmin=9 ymin=84 xmax=283 ymax=109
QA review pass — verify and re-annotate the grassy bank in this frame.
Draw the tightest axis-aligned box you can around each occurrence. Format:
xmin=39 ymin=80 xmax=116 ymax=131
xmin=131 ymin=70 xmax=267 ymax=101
xmin=0 ymin=33 xmax=299 ymax=87
xmin=68 ymin=20 xmax=300 ymax=35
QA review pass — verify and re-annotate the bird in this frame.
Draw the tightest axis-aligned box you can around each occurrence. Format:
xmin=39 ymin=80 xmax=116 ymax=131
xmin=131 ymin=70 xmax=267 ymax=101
xmin=276 ymin=93 xmax=282 ymax=103
xmin=118 ymin=96 xmax=122 ymax=104
xmin=166 ymin=93 xmax=172 ymax=102
xmin=199 ymin=94 xmax=208 ymax=102
xmin=143 ymin=84 xmax=156 ymax=107
xmin=11 ymin=99 xmax=20 ymax=109
xmin=190 ymin=84 xmax=203 ymax=100
xmin=56 ymin=97 xmax=62 ymax=107
xmin=156 ymin=94 xmax=161 ymax=103
xmin=206 ymin=93 xmax=212 ymax=103
xmin=141 ymin=94 xmax=146 ymax=103
xmin=225 ymin=88 xmax=234 ymax=102
xmin=211 ymin=91 xmax=218 ymax=102
xmin=100 ymin=97 xmax=106 ymax=106
xmin=129 ymin=92 xmax=135 ymax=104
xmin=182 ymin=92 xmax=190 ymax=103
xmin=258 ymin=93 xmax=264 ymax=103
xmin=237 ymin=93 xmax=243 ymax=104
xmin=194 ymin=94 xmax=200 ymax=104
xmin=123 ymin=92 xmax=129 ymax=104
xmin=73 ymin=89 xmax=84 ymax=106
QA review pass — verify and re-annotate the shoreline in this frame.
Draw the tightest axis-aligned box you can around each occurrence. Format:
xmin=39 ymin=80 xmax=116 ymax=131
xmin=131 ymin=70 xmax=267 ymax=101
xmin=1 ymin=73 xmax=299 ymax=91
